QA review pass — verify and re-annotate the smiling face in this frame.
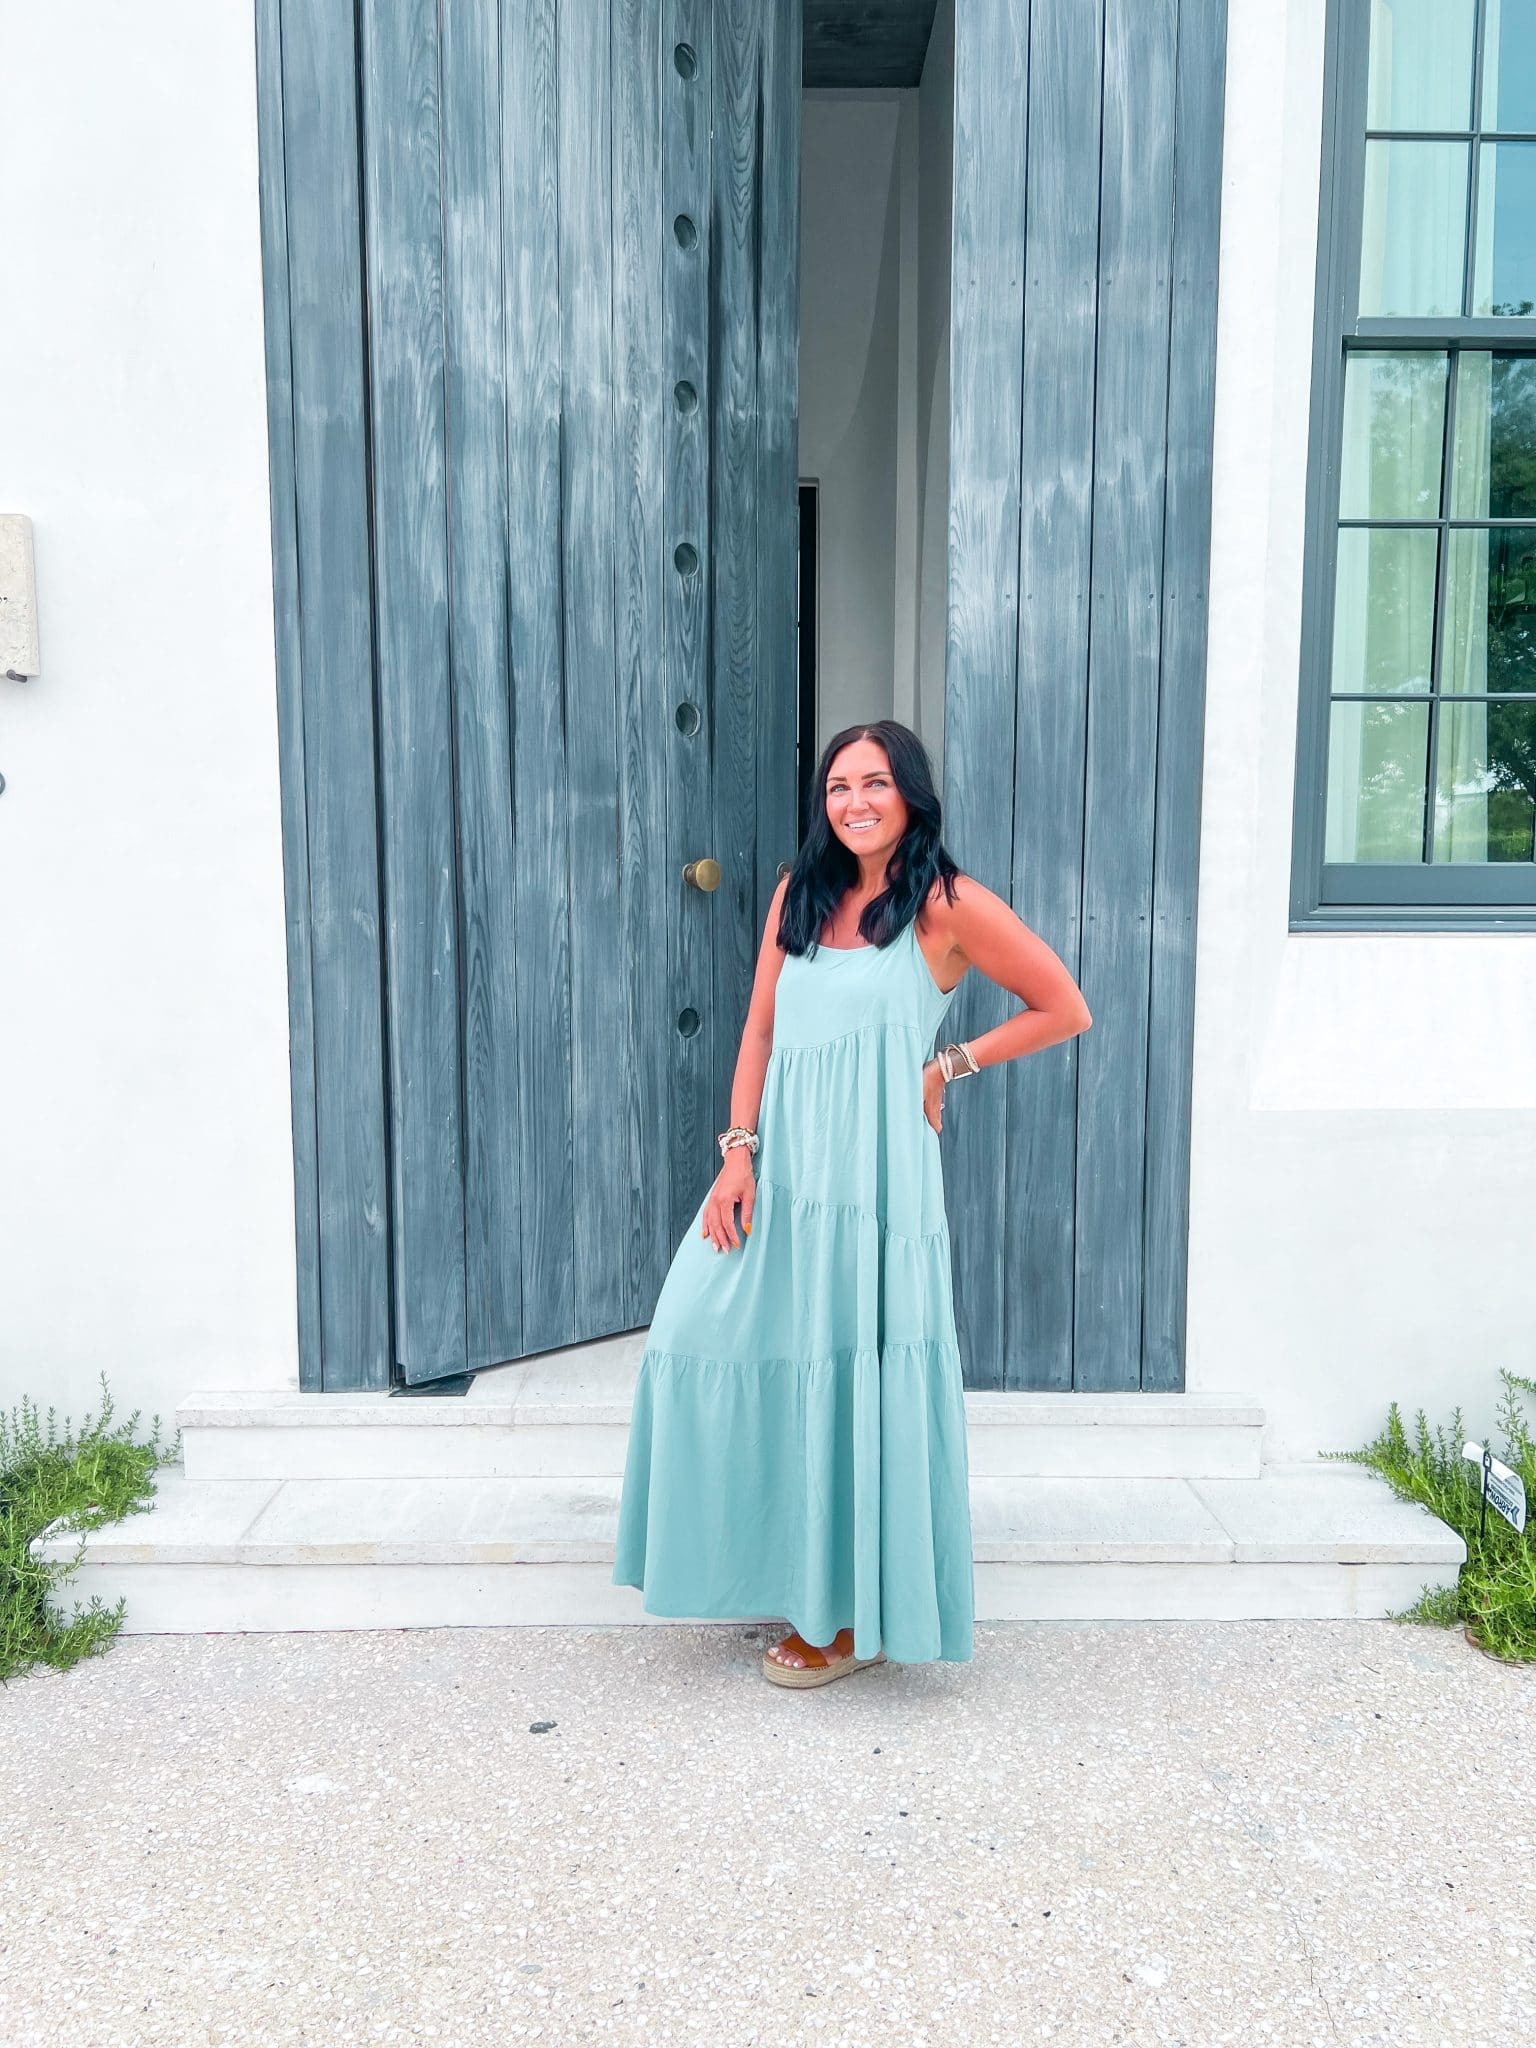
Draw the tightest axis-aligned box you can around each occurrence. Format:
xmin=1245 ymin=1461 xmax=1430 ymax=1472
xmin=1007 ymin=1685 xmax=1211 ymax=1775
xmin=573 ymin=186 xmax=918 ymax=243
xmin=824 ymin=737 xmax=909 ymax=869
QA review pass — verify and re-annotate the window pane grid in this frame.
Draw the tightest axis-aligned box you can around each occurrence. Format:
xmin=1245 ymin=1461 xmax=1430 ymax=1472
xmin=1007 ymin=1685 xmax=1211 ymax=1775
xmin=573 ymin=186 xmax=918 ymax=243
xmin=1328 ymin=693 xmax=1536 ymax=701
xmin=1338 ymin=517 xmax=1536 ymax=526
xmin=1327 ymin=345 xmax=1536 ymax=865
xmin=1357 ymin=3 xmax=1536 ymax=325
xmin=1462 ymin=0 xmax=1486 ymax=321
xmin=1363 ymin=130 xmax=1536 ymax=140
xmin=1422 ymin=335 xmax=1459 ymax=852
xmin=1299 ymin=1 xmax=1536 ymax=912
xmin=1320 ymin=1 xmax=1536 ymax=880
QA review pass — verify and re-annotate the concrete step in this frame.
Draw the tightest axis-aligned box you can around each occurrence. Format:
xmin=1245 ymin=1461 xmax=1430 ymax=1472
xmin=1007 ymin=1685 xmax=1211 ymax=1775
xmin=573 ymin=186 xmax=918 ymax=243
xmin=32 ymin=1461 xmax=1465 ymax=1634
xmin=177 ymin=1347 xmax=1268 ymax=1483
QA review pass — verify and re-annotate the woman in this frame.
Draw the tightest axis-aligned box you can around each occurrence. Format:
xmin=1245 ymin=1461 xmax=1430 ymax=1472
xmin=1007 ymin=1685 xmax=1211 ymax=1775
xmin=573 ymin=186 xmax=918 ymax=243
xmin=612 ymin=720 xmax=1092 ymax=1685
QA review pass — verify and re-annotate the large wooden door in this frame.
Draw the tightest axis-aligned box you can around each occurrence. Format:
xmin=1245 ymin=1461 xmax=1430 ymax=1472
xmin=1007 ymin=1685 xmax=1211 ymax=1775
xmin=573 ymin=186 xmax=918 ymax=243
xmin=256 ymin=0 xmax=801 ymax=1387
xmin=943 ymin=0 xmax=1227 ymax=1392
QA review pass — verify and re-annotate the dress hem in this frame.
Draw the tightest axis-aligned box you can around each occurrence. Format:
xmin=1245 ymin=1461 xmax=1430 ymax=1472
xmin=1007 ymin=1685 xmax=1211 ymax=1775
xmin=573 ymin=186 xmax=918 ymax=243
xmin=608 ymin=1573 xmax=975 ymax=1665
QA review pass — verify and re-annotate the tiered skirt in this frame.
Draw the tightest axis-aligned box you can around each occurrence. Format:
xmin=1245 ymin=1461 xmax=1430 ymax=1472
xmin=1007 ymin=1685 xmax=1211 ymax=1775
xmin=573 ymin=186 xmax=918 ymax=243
xmin=611 ymin=1164 xmax=975 ymax=1664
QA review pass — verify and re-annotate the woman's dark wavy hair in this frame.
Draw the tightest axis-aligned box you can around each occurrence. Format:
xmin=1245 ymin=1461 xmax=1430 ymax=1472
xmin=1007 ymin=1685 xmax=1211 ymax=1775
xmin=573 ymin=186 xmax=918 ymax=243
xmin=776 ymin=720 xmax=963 ymax=957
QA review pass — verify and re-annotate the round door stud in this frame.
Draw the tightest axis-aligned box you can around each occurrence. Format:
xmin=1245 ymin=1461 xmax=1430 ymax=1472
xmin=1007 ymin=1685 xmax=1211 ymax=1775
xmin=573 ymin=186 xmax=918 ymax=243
xmin=677 ymin=1007 xmax=702 ymax=1038
xmin=674 ymin=700 xmax=701 ymax=736
xmin=776 ymin=860 xmax=791 ymax=879
xmin=673 ymin=379 xmax=698 ymax=415
xmin=673 ymin=41 xmax=698 ymax=79
xmin=673 ymin=213 xmax=698 ymax=251
xmin=683 ymin=856 xmax=721 ymax=892
xmin=673 ymin=541 xmax=699 ymax=577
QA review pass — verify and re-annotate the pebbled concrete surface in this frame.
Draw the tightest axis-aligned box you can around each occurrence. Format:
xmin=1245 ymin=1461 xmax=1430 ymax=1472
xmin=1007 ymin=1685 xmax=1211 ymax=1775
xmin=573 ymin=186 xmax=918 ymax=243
xmin=0 ymin=1619 xmax=1531 ymax=2047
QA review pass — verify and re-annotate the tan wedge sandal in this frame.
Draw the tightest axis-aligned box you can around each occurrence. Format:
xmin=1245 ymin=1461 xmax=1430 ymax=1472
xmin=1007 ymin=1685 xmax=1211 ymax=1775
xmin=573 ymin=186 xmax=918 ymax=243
xmin=761 ymin=1626 xmax=887 ymax=1689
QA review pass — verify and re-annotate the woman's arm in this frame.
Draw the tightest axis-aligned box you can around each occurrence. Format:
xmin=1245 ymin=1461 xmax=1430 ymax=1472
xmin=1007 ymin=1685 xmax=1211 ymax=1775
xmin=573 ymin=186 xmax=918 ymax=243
xmin=703 ymin=874 xmax=791 ymax=1251
xmin=921 ymin=874 xmax=1092 ymax=1131
xmin=725 ymin=873 xmax=791 ymax=1133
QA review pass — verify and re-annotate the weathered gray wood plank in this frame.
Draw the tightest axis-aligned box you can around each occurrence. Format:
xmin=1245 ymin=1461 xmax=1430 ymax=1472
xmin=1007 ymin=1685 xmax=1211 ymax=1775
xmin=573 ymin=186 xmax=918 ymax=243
xmin=502 ymin=0 xmax=574 ymax=1354
xmin=710 ymin=0 xmax=764 ymax=1126
xmin=612 ymin=0 xmax=671 ymax=1316
xmin=1142 ymin=0 xmax=1227 ymax=1389
xmin=274 ymin=0 xmax=391 ymax=1390
xmin=503 ymin=0 xmax=576 ymax=1350
xmin=254 ymin=0 xmax=322 ymax=1390
xmin=663 ymin=0 xmax=717 ymax=1252
xmin=558 ymin=0 xmax=627 ymax=1334
xmin=441 ymin=0 xmax=524 ymax=1368
xmin=1003 ymin=0 xmax=1104 ymax=1393
xmin=1072 ymin=0 xmax=1177 ymax=1390
xmin=756 ymin=0 xmax=804 ymax=938
xmin=358 ymin=0 xmax=467 ymax=1381
xmin=943 ymin=0 xmax=1030 ymax=1392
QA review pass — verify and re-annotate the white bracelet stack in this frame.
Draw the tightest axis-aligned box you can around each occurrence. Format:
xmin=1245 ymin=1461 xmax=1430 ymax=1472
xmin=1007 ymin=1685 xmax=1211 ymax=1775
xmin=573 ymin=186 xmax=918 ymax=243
xmin=717 ymin=1124 xmax=759 ymax=1159
xmin=935 ymin=1042 xmax=981 ymax=1084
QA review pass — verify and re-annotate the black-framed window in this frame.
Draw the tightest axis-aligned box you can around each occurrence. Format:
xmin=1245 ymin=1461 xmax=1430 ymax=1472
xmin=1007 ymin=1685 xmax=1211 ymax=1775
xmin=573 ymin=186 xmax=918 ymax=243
xmin=1293 ymin=0 xmax=1536 ymax=928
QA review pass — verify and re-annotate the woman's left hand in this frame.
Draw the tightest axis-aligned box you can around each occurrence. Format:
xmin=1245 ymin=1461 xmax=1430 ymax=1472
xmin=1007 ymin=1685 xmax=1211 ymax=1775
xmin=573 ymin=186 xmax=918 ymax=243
xmin=922 ymin=1058 xmax=946 ymax=1134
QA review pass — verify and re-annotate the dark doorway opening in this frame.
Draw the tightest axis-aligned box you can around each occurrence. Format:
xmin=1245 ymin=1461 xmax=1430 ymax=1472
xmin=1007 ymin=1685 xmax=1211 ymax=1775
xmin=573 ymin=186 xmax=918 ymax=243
xmin=796 ymin=482 xmax=819 ymax=836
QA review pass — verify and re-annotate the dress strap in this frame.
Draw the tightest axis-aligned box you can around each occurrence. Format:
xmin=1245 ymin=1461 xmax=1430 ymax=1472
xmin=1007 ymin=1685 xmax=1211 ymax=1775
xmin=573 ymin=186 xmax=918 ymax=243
xmin=907 ymin=915 xmax=957 ymax=1000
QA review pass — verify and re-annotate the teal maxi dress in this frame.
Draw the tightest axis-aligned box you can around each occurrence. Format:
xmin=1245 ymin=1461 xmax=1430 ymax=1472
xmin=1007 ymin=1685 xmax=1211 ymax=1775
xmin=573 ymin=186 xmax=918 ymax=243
xmin=611 ymin=913 xmax=975 ymax=1664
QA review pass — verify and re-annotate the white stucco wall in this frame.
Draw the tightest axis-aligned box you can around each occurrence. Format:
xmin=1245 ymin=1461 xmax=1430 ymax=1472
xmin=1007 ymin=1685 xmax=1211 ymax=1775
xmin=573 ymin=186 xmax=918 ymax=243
xmin=1187 ymin=0 xmax=1536 ymax=1461
xmin=0 ymin=2 xmax=300 ymax=1427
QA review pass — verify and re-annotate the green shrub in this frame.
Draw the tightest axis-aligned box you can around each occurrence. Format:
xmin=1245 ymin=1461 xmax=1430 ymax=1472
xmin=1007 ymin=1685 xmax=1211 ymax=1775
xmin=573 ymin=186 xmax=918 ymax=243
xmin=0 ymin=1373 xmax=180 ymax=1684
xmin=1323 ymin=1369 xmax=1536 ymax=1662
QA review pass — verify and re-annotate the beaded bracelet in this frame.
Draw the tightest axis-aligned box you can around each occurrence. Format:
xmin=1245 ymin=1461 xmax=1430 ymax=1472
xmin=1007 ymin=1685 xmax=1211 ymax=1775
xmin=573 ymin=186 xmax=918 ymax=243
xmin=717 ymin=1124 xmax=759 ymax=1159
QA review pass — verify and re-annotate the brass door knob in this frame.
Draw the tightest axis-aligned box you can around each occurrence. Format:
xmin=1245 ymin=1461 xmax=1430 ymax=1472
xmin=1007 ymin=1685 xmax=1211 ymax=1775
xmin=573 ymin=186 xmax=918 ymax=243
xmin=683 ymin=856 xmax=721 ymax=892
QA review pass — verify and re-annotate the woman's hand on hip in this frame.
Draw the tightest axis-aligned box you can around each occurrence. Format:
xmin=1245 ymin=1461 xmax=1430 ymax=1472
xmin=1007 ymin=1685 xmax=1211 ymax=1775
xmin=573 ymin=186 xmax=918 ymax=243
xmin=702 ymin=1149 xmax=756 ymax=1252
xmin=922 ymin=1058 xmax=947 ymax=1134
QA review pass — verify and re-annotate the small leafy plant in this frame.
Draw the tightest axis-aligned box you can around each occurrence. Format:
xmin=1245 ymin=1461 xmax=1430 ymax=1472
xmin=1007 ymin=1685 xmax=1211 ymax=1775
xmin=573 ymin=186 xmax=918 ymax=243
xmin=0 ymin=1373 xmax=180 ymax=1684
xmin=1322 ymin=1368 xmax=1536 ymax=1662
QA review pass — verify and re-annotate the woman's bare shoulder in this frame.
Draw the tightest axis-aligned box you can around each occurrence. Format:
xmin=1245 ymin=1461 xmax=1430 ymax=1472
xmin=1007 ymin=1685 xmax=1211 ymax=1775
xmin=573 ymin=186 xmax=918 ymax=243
xmin=922 ymin=874 xmax=1042 ymax=974
xmin=922 ymin=870 xmax=1007 ymax=927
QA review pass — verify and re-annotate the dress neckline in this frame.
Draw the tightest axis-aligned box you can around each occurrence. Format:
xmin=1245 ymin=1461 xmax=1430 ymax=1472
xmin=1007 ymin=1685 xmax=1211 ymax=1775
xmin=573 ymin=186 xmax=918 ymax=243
xmin=807 ymin=920 xmax=960 ymax=996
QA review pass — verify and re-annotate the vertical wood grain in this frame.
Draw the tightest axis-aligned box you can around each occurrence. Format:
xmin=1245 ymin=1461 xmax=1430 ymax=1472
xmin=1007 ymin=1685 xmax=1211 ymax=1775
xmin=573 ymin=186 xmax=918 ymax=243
xmin=358 ymin=0 xmax=468 ymax=1380
xmin=1071 ymin=0 xmax=1177 ymax=1390
xmin=663 ymin=0 xmax=716 ymax=1251
xmin=613 ymin=0 xmax=671 ymax=1313
xmin=503 ymin=0 xmax=575 ymax=1354
xmin=271 ymin=0 xmax=392 ymax=1390
xmin=441 ymin=0 xmax=524 ymax=1368
xmin=944 ymin=0 xmax=1221 ymax=1392
xmin=259 ymin=0 xmax=804 ymax=1375
xmin=1003 ymin=0 xmax=1103 ymax=1392
xmin=254 ymin=0 xmax=322 ymax=1389
xmin=558 ymin=0 xmax=627 ymax=1334
xmin=710 ymin=0 xmax=764 ymax=1107
xmin=1142 ymin=0 xmax=1227 ymax=1388
xmin=756 ymin=0 xmax=804 ymax=936
xmin=943 ymin=0 xmax=1030 ymax=1391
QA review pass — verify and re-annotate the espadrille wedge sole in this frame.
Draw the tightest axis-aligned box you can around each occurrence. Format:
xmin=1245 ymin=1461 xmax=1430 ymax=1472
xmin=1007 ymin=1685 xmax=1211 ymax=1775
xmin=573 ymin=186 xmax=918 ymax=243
xmin=761 ymin=1633 xmax=887 ymax=1689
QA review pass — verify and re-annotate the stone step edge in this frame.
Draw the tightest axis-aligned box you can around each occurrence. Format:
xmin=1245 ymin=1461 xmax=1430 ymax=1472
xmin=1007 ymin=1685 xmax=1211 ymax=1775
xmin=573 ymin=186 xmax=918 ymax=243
xmin=57 ymin=1560 xmax=1466 ymax=1636
xmin=31 ymin=1471 xmax=1467 ymax=1570
xmin=39 ymin=1535 xmax=1465 ymax=1568
xmin=174 ymin=1388 xmax=1269 ymax=1431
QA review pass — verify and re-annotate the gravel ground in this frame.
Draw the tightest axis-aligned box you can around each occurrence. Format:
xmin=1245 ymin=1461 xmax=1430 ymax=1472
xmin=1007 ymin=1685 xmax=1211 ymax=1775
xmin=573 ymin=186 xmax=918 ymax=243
xmin=0 ymin=1617 xmax=1531 ymax=2048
